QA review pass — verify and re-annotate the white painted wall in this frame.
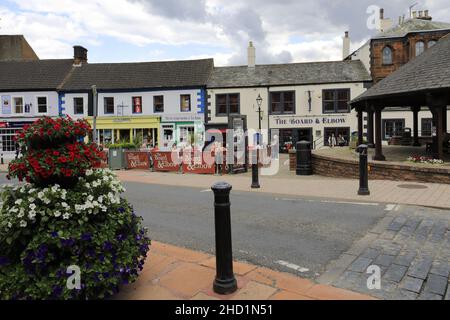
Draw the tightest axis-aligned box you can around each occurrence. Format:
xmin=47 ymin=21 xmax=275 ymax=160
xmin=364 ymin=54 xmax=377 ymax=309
xmin=62 ymin=93 xmax=89 ymax=119
xmin=208 ymin=82 xmax=366 ymax=145
xmin=350 ymin=42 xmax=371 ymax=74
xmin=0 ymin=91 xmax=59 ymax=118
xmin=63 ymin=89 xmax=202 ymax=117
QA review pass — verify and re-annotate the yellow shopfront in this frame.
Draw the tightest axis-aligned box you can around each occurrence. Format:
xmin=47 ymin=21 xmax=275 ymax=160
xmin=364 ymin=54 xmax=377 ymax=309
xmin=86 ymin=116 xmax=160 ymax=147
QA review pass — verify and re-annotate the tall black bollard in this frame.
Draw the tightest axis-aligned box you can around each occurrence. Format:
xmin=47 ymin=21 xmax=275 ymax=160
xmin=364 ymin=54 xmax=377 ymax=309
xmin=211 ymin=182 xmax=238 ymax=294
xmin=358 ymin=144 xmax=370 ymax=195
xmin=296 ymin=141 xmax=312 ymax=175
xmin=251 ymin=147 xmax=260 ymax=188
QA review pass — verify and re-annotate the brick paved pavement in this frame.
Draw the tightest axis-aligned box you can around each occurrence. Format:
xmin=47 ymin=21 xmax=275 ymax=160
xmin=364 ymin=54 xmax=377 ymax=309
xmin=318 ymin=204 xmax=450 ymax=300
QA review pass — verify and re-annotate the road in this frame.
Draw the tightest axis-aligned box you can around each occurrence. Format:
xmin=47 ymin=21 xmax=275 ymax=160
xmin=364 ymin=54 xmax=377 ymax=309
xmin=122 ymin=181 xmax=387 ymax=279
xmin=0 ymin=173 xmax=386 ymax=279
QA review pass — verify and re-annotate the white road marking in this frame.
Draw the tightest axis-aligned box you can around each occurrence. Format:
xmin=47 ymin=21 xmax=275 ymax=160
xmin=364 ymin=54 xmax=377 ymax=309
xmin=274 ymin=197 xmax=379 ymax=206
xmin=384 ymin=204 xmax=396 ymax=211
xmin=200 ymin=189 xmax=212 ymax=193
xmin=275 ymin=260 xmax=309 ymax=273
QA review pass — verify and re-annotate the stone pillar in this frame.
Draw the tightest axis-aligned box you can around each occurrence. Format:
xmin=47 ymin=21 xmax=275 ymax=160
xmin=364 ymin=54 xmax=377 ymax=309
xmin=443 ymin=106 xmax=448 ymax=134
xmin=412 ymin=106 xmax=421 ymax=146
xmin=373 ymin=107 xmax=386 ymax=161
xmin=357 ymin=107 xmax=364 ymax=146
xmin=367 ymin=108 xmax=375 ymax=148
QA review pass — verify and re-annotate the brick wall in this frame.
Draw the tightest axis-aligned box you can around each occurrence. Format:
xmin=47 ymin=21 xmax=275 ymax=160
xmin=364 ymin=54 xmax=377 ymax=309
xmin=371 ymin=30 xmax=450 ymax=83
xmin=309 ymin=153 xmax=450 ymax=184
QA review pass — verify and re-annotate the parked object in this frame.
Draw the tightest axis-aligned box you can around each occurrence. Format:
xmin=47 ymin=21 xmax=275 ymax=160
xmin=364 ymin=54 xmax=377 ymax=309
xmin=296 ymin=141 xmax=312 ymax=175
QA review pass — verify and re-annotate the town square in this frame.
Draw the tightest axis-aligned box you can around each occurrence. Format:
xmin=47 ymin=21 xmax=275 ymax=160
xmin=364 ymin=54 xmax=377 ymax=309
xmin=0 ymin=0 xmax=449 ymax=315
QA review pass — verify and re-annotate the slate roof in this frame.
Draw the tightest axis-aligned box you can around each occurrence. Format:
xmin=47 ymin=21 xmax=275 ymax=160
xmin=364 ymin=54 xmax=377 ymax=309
xmin=351 ymin=34 xmax=450 ymax=104
xmin=207 ymin=60 xmax=371 ymax=88
xmin=0 ymin=59 xmax=74 ymax=91
xmin=61 ymin=58 xmax=214 ymax=91
xmin=373 ymin=18 xmax=450 ymax=39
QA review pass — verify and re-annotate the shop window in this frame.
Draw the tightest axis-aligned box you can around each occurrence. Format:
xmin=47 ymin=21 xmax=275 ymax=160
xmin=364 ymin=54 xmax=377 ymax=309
xmin=14 ymin=97 xmax=24 ymax=114
xmin=104 ymin=97 xmax=114 ymax=114
xmin=322 ymin=89 xmax=350 ymax=113
xmin=216 ymin=93 xmax=240 ymax=116
xmin=421 ymin=118 xmax=432 ymax=137
xmin=180 ymin=95 xmax=191 ymax=112
xmin=1 ymin=128 xmax=21 ymax=151
xmin=179 ymin=126 xmax=195 ymax=145
xmin=153 ymin=95 xmax=164 ymax=113
xmin=74 ymin=97 xmax=84 ymax=114
xmin=382 ymin=46 xmax=393 ymax=65
xmin=37 ymin=97 xmax=47 ymax=113
xmin=415 ymin=41 xmax=425 ymax=56
xmin=324 ymin=127 xmax=350 ymax=146
xmin=383 ymin=119 xmax=405 ymax=139
xmin=269 ymin=91 xmax=295 ymax=115
xmin=132 ymin=96 xmax=142 ymax=114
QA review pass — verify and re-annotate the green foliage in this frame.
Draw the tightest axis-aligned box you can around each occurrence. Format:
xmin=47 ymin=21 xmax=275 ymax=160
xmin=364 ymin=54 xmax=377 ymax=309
xmin=107 ymin=142 xmax=138 ymax=150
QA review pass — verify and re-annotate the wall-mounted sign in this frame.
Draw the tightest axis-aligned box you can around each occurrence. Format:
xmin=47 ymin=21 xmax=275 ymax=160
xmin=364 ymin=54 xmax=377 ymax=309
xmin=112 ymin=118 xmax=132 ymax=123
xmin=162 ymin=114 xmax=203 ymax=122
xmin=272 ymin=115 xmax=347 ymax=127
xmin=1 ymin=96 xmax=11 ymax=114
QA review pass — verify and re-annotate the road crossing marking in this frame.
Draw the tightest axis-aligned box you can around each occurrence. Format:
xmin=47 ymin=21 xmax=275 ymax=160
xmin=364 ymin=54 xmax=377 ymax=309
xmin=275 ymin=260 xmax=309 ymax=273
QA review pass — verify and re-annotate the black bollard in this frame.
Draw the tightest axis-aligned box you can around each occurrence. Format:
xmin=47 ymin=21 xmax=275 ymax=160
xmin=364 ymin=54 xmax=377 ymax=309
xmin=1 ymin=153 xmax=3 ymax=165
xmin=358 ymin=144 xmax=370 ymax=196
xmin=251 ymin=146 xmax=260 ymax=188
xmin=211 ymin=182 xmax=237 ymax=295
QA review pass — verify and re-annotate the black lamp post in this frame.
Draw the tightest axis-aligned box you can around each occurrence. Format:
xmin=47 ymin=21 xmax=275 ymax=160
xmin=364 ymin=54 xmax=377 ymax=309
xmin=251 ymin=94 xmax=263 ymax=189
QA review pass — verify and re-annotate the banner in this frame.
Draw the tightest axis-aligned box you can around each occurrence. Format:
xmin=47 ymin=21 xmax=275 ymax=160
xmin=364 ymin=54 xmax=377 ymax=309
xmin=151 ymin=151 xmax=180 ymax=172
xmin=1 ymin=96 xmax=11 ymax=114
xmin=181 ymin=153 xmax=215 ymax=174
xmin=125 ymin=151 xmax=150 ymax=170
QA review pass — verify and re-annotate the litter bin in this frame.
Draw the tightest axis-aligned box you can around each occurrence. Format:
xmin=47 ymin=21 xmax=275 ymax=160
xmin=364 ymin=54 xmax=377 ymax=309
xmin=296 ymin=141 xmax=312 ymax=175
xmin=108 ymin=147 xmax=126 ymax=169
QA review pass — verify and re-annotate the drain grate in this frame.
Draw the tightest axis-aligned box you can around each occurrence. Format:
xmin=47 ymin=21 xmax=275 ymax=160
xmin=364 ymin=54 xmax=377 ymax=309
xmin=397 ymin=184 xmax=428 ymax=189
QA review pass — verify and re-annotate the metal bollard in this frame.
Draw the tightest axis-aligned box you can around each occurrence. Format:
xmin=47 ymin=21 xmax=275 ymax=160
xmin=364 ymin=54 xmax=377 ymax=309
xmin=296 ymin=141 xmax=312 ymax=175
xmin=1 ymin=153 xmax=3 ymax=165
xmin=251 ymin=147 xmax=260 ymax=188
xmin=211 ymin=182 xmax=237 ymax=295
xmin=357 ymin=144 xmax=370 ymax=196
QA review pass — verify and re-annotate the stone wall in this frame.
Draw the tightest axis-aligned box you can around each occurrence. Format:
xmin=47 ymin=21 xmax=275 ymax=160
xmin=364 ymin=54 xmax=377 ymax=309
xmin=309 ymin=153 xmax=450 ymax=184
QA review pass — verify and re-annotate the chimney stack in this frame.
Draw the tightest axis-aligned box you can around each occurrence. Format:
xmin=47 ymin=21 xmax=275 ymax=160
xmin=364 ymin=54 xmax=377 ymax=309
xmin=380 ymin=8 xmax=384 ymax=20
xmin=342 ymin=31 xmax=350 ymax=59
xmin=73 ymin=45 xmax=88 ymax=65
xmin=247 ymin=41 xmax=255 ymax=68
xmin=417 ymin=9 xmax=432 ymax=20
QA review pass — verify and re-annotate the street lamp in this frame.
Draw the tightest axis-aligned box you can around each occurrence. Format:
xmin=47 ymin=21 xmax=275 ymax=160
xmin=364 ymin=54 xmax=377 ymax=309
xmin=251 ymin=94 xmax=263 ymax=189
xmin=91 ymin=85 xmax=98 ymax=144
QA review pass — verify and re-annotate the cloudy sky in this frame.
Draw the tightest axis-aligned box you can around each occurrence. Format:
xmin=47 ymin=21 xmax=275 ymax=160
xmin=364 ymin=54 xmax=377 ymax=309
xmin=1 ymin=0 xmax=449 ymax=65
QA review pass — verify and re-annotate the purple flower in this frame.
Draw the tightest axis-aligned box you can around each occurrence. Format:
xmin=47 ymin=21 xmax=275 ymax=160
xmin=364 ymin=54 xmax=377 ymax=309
xmin=50 ymin=231 xmax=59 ymax=238
xmin=61 ymin=238 xmax=76 ymax=247
xmin=80 ymin=233 xmax=92 ymax=241
xmin=103 ymin=241 xmax=113 ymax=251
xmin=0 ymin=256 xmax=10 ymax=266
xmin=116 ymin=234 xmax=126 ymax=241
xmin=118 ymin=207 xmax=125 ymax=213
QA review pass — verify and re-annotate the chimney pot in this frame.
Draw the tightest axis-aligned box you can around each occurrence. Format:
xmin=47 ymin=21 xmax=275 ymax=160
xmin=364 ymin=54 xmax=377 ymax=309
xmin=424 ymin=10 xmax=429 ymax=17
xmin=418 ymin=10 xmax=423 ymax=18
xmin=73 ymin=45 xmax=88 ymax=65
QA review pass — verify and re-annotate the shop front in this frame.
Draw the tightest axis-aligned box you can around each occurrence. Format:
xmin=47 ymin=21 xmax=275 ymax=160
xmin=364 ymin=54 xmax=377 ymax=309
xmin=160 ymin=114 xmax=204 ymax=150
xmin=270 ymin=114 xmax=356 ymax=151
xmin=0 ymin=119 xmax=37 ymax=157
xmin=87 ymin=116 xmax=160 ymax=147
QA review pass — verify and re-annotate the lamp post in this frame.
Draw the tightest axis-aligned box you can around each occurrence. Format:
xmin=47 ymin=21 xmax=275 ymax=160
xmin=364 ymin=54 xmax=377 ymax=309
xmin=91 ymin=85 xmax=98 ymax=144
xmin=251 ymin=94 xmax=263 ymax=189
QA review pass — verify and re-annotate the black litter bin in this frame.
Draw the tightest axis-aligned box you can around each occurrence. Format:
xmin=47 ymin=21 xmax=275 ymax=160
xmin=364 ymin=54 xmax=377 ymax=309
xmin=296 ymin=141 xmax=312 ymax=175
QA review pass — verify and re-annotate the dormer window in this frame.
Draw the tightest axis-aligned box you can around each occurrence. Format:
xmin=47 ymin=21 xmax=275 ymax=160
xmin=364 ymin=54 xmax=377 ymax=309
xmin=428 ymin=40 xmax=437 ymax=48
xmin=415 ymin=41 xmax=425 ymax=56
xmin=382 ymin=46 xmax=392 ymax=65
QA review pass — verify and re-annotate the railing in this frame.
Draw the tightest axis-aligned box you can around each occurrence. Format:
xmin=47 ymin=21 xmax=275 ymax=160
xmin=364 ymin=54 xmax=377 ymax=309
xmin=313 ymin=137 xmax=324 ymax=150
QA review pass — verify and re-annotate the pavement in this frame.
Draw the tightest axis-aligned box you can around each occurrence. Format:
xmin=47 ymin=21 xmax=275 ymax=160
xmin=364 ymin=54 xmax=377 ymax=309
xmin=113 ymin=241 xmax=375 ymax=300
xmin=319 ymin=204 xmax=450 ymax=300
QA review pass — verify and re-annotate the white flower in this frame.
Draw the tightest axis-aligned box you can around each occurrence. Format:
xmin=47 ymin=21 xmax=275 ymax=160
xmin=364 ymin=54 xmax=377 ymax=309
xmin=14 ymin=199 xmax=23 ymax=205
xmin=86 ymin=169 xmax=93 ymax=176
xmin=10 ymin=207 xmax=19 ymax=213
xmin=29 ymin=203 xmax=36 ymax=210
xmin=28 ymin=212 xmax=36 ymax=220
xmin=54 ymin=210 xmax=62 ymax=217
xmin=43 ymin=198 xmax=51 ymax=204
xmin=37 ymin=191 xmax=45 ymax=198
xmin=62 ymin=213 xmax=70 ymax=220
xmin=61 ymin=202 xmax=68 ymax=208
xmin=87 ymin=195 xmax=94 ymax=202
xmin=98 ymin=196 xmax=103 ymax=203
xmin=28 ymin=197 xmax=35 ymax=203
xmin=7 ymin=222 xmax=12 ymax=228
xmin=19 ymin=220 xmax=27 ymax=227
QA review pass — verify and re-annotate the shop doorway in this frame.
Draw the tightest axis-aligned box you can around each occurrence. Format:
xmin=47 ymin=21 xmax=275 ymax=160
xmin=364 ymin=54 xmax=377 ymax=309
xmin=278 ymin=128 xmax=312 ymax=153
